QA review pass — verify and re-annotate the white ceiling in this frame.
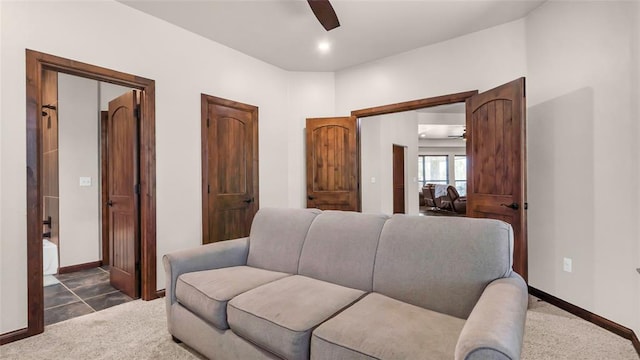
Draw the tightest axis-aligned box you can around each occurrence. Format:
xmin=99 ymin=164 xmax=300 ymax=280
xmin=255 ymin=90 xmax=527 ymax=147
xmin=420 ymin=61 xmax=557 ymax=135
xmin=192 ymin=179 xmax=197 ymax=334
xmin=120 ymin=0 xmax=545 ymax=71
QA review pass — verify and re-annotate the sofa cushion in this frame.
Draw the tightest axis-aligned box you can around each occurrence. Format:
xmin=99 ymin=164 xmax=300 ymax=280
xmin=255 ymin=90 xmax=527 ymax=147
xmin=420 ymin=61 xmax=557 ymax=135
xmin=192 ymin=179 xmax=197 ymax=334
xmin=311 ymin=293 xmax=466 ymax=360
xmin=176 ymin=266 xmax=289 ymax=330
xmin=247 ymin=208 xmax=321 ymax=273
xmin=298 ymin=211 xmax=388 ymax=291
xmin=227 ymin=275 xmax=365 ymax=360
xmin=374 ymin=215 xmax=513 ymax=319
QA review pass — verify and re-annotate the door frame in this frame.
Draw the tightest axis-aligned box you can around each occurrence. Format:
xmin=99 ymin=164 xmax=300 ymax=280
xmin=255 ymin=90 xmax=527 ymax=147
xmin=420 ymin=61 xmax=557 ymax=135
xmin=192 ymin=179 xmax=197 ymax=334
xmin=351 ymin=90 xmax=478 ymax=211
xmin=16 ymin=49 xmax=157 ymax=343
xmin=200 ymin=93 xmax=260 ymax=244
xmin=392 ymin=144 xmax=407 ymax=214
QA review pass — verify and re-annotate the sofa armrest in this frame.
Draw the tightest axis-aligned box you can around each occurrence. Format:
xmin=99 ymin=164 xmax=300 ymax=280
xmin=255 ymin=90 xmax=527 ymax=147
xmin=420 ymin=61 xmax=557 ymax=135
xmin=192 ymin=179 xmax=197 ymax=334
xmin=163 ymin=237 xmax=250 ymax=308
xmin=455 ymin=273 xmax=528 ymax=360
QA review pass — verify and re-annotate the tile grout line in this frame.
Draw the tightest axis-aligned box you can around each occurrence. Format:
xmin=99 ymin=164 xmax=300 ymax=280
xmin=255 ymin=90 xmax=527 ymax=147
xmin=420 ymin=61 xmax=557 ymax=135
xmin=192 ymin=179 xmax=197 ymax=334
xmin=56 ymin=280 xmax=97 ymax=312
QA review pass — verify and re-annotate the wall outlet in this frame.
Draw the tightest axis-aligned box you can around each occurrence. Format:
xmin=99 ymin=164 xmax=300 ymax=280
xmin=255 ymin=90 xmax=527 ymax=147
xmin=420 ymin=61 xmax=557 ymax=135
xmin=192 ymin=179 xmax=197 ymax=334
xmin=370 ymin=177 xmax=376 ymax=184
xmin=79 ymin=177 xmax=92 ymax=187
xmin=563 ymin=257 xmax=572 ymax=273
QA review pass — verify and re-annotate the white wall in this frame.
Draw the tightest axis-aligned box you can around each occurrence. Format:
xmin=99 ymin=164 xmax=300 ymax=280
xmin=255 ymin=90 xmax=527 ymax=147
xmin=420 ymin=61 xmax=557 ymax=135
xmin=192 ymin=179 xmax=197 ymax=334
xmin=0 ymin=0 xmax=4 ymax=330
xmin=335 ymin=19 xmax=527 ymax=114
xmin=526 ymin=1 xmax=640 ymax=335
xmin=58 ymin=74 xmax=101 ymax=267
xmin=0 ymin=1 xmax=333 ymax=333
xmin=361 ymin=112 xmax=419 ymax=215
xmin=286 ymin=72 xmax=335 ymax=208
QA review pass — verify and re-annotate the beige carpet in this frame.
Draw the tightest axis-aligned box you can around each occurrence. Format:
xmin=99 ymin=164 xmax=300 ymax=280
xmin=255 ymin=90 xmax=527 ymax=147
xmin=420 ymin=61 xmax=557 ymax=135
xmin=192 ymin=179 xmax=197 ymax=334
xmin=1 ymin=296 xmax=637 ymax=359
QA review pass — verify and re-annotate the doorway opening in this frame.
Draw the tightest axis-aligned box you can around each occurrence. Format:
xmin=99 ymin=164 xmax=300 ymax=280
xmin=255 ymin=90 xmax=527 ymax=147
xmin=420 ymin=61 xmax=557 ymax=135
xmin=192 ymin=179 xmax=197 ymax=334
xmin=356 ymin=92 xmax=476 ymax=216
xmin=18 ymin=49 xmax=157 ymax=342
xmin=352 ymin=79 xmax=527 ymax=282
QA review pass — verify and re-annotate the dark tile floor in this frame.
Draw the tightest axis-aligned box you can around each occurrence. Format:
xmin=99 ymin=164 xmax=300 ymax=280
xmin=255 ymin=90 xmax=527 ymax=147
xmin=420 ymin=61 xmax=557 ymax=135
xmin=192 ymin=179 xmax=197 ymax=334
xmin=44 ymin=266 xmax=134 ymax=326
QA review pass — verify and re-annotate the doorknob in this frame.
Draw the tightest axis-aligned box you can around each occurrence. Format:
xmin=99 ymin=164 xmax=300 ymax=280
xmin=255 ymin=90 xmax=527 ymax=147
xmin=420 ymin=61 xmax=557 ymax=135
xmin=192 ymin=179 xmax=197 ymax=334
xmin=243 ymin=197 xmax=254 ymax=204
xmin=307 ymin=195 xmax=316 ymax=200
xmin=107 ymin=200 xmax=114 ymax=207
xmin=500 ymin=202 xmax=519 ymax=210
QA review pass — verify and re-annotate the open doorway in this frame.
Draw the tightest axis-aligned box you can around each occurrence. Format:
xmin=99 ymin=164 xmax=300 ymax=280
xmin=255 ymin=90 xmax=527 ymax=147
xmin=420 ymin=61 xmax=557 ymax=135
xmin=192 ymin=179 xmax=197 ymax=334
xmin=358 ymin=102 xmax=467 ymax=216
xmin=23 ymin=50 xmax=157 ymax=341
xmin=41 ymin=72 xmax=140 ymax=325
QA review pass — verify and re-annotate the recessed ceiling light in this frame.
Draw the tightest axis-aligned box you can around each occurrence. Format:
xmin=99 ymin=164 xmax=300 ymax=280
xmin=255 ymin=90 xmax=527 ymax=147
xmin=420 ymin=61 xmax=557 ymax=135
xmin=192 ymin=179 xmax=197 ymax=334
xmin=318 ymin=41 xmax=331 ymax=53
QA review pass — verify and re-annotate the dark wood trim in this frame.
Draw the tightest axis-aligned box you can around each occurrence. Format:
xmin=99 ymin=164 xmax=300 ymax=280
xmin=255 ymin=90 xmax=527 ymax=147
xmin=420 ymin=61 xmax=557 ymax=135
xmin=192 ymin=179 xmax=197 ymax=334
xmin=58 ymin=261 xmax=103 ymax=274
xmin=529 ymin=286 xmax=640 ymax=356
xmin=351 ymin=90 xmax=478 ymax=118
xmin=22 ymin=49 xmax=157 ymax=344
xmin=100 ymin=111 xmax=109 ymax=266
xmin=0 ymin=327 xmax=30 ymax=346
xmin=156 ymin=289 xmax=166 ymax=298
xmin=632 ymin=332 xmax=640 ymax=355
xmin=200 ymin=94 xmax=209 ymax=245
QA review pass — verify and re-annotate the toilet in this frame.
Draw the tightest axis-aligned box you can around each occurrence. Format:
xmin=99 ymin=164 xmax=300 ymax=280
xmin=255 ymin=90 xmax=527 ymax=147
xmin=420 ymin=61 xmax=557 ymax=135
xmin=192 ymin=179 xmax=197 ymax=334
xmin=43 ymin=239 xmax=59 ymax=275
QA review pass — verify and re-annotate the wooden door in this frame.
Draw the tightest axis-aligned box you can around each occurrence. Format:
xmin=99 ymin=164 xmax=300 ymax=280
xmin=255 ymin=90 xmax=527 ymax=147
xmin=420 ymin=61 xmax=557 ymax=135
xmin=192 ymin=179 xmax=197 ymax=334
xmin=100 ymin=111 xmax=110 ymax=265
xmin=306 ymin=117 xmax=358 ymax=211
xmin=202 ymin=94 xmax=259 ymax=245
xmin=108 ymin=90 xmax=140 ymax=298
xmin=466 ymin=77 xmax=527 ymax=281
xmin=392 ymin=144 xmax=405 ymax=214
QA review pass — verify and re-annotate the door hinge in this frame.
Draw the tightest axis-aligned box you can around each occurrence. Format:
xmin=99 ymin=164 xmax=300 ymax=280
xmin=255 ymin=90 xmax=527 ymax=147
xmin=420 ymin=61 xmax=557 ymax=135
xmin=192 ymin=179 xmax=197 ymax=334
xmin=134 ymin=105 xmax=141 ymax=120
xmin=134 ymin=183 xmax=141 ymax=195
xmin=207 ymin=118 xmax=210 ymax=128
xmin=208 ymin=184 xmax=211 ymax=194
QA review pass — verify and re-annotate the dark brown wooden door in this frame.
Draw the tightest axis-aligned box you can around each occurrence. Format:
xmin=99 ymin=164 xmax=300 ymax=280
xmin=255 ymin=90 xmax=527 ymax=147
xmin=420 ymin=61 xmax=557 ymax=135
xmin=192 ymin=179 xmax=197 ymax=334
xmin=392 ymin=144 xmax=405 ymax=214
xmin=306 ymin=117 xmax=358 ymax=211
xmin=202 ymin=94 xmax=259 ymax=245
xmin=466 ymin=77 xmax=527 ymax=281
xmin=108 ymin=90 xmax=140 ymax=298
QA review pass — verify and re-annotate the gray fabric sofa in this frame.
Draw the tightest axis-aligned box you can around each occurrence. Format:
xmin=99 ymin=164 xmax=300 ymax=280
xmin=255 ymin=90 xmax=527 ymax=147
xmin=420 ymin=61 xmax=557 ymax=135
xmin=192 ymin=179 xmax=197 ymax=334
xmin=163 ymin=208 xmax=528 ymax=360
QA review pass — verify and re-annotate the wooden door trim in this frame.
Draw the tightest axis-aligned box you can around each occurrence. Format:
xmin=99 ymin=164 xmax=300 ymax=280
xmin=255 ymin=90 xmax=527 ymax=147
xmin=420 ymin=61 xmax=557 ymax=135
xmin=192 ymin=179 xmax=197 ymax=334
xmin=351 ymin=91 xmax=479 ymax=118
xmin=392 ymin=144 xmax=406 ymax=214
xmin=351 ymin=90 xmax=478 ymax=212
xmin=19 ymin=49 xmax=157 ymax=342
xmin=201 ymin=93 xmax=259 ymax=244
xmin=100 ymin=111 xmax=109 ymax=266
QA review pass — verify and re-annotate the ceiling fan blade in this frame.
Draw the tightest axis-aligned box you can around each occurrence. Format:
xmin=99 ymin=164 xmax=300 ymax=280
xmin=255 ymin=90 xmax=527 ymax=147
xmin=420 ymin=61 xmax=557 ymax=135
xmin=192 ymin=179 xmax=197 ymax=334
xmin=307 ymin=0 xmax=340 ymax=31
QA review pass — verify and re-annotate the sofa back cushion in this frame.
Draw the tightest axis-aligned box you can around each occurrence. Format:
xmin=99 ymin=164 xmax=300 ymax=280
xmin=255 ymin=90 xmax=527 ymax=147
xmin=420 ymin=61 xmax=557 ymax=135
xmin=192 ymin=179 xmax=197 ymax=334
xmin=247 ymin=208 xmax=321 ymax=273
xmin=374 ymin=215 xmax=513 ymax=319
xmin=298 ymin=211 xmax=388 ymax=292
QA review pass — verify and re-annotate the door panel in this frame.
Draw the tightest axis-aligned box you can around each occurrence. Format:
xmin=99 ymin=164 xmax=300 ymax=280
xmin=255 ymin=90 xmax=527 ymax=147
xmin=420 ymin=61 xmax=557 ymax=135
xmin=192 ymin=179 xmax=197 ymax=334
xmin=108 ymin=90 xmax=140 ymax=298
xmin=466 ymin=77 xmax=527 ymax=281
xmin=202 ymin=95 xmax=258 ymax=244
xmin=306 ymin=117 xmax=358 ymax=211
xmin=392 ymin=144 xmax=405 ymax=214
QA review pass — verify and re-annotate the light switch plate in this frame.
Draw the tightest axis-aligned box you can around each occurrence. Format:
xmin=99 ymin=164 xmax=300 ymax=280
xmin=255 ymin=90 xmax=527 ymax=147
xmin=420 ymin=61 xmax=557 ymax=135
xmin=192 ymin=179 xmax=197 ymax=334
xmin=79 ymin=177 xmax=92 ymax=187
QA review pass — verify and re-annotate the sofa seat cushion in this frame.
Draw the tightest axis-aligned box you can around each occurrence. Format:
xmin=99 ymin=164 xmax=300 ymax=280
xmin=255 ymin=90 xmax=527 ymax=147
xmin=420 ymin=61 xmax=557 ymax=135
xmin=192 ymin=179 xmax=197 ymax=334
xmin=176 ymin=266 xmax=289 ymax=330
xmin=311 ymin=293 xmax=466 ymax=360
xmin=227 ymin=275 xmax=365 ymax=360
